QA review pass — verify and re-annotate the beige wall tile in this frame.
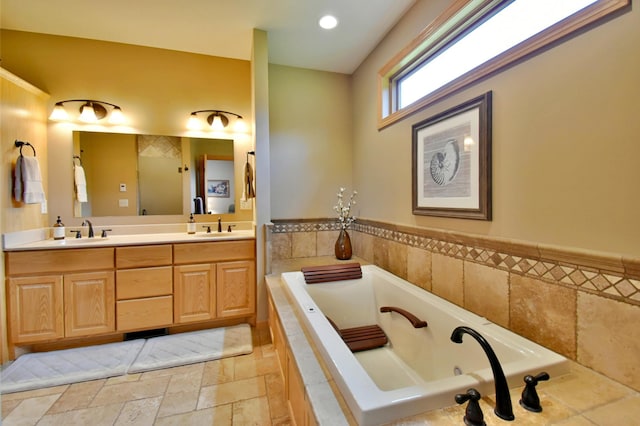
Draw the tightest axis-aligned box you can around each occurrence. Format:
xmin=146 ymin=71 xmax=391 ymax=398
xmin=510 ymin=275 xmax=577 ymax=359
xmin=317 ymin=230 xmax=339 ymax=257
xmin=577 ymin=292 xmax=640 ymax=391
xmin=353 ymin=231 xmax=374 ymax=262
xmin=388 ymin=240 xmax=408 ymax=280
xmin=464 ymin=262 xmax=509 ymax=327
xmin=292 ymin=232 xmax=316 ymax=258
xmin=373 ymin=236 xmax=389 ymax=270
xmin=271 ymin=233 xmax=292 ymax=260
xmin=407 ymin=246 xmax=431 ymax=291
xmin=431 ymin=253 xmax=463 ymax=306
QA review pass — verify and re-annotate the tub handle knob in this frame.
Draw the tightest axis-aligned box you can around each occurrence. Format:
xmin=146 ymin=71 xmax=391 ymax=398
xmin=455 ymin=388 xmax=485 ymax=426
xmin=519 ymin=372 xmax=549 ymax=413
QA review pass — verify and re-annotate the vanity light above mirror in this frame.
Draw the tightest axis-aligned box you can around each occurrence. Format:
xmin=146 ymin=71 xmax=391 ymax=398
xmin=187 ymin=109 xmax=247 ymax=133
xmin=50 ymin=99 xmax=125 ymax=124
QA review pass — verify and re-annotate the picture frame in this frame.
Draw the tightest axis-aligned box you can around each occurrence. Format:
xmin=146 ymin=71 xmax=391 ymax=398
xmin=412 ymin=91 xmax=492 ymax=220
xmin=207 ymin=179 xmax=230 ymax=198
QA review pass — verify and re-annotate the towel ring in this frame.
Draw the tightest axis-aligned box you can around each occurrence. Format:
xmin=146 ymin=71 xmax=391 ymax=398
xmin=73 ymin=155 xmax=83 ymax=166
xmin=15 ymin=140 xmax=36 ymax=156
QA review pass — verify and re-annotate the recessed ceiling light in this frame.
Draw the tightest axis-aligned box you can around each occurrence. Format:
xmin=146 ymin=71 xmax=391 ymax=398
xmin=319 ymin=15 xmax=338 ymax=30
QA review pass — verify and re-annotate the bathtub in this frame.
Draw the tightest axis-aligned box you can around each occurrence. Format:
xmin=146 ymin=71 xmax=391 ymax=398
xmin=280 ymin=265 xmax=569 ymax=425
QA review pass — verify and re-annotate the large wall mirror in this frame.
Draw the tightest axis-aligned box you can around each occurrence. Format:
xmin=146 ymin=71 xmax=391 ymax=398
xmin=73 ymin=131 xmax=251 ymax=218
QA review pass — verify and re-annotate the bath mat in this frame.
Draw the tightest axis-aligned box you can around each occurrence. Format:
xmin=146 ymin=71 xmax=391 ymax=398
xmin=0 ymin=339 xmax=145 ymax=394
xmin=128 ymin=323 xmax=252 ymax=373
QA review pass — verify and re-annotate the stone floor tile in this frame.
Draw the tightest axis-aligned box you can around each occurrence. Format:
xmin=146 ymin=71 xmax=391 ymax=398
xmin=156 ymin=390 xmax=199 ymax=418
xmin=1 ymin=394 xmax=60 ymax=426
xmin=202 ymin=357 xmax=236 ymax=386
xmin=89 ymin=376 xmax=170 ymax=407
xmin=46 ymin=379 xmax=106 ymax=414
xmin=265 ymin=372 xmax=288 ymax=420
xmin=197 ymin=377 xmax=266 ymax=410
xmin=114 ymin=396 xmax=162 ymax=425
xmin=154 ymin=405 xmax=232 ymax=426
xmin=232 ymin=396 xmax=271 ymax=425
xmin=36 ymin=401 xmax=122 ymax=426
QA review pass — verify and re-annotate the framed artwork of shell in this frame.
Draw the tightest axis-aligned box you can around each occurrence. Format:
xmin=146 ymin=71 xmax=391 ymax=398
xmin=412 ymin=91 xmax=492 ymax=220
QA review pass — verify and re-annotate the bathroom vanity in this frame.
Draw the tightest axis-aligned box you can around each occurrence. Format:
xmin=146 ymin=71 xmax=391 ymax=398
xmin=4 ymin=232 xmax=255 ymax=359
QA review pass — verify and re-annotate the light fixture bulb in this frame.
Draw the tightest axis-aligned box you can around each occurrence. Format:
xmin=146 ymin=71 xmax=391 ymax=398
xmin=79 ymin=103 xmax=98 ymax=123
xmin=108 ymin=106 xmax=125 ymax=124
xmin=233 ymin=117 xmax=248 ymax=133
xmin=211 ymin=114 xmax=225 ymax=131
xmin=49 ymin=103 xmax=69 ymax=121
xmin=319 ymin=15 xmax=338 ymax=29
xmin=187 ymin=113 xmax=202 ymax=130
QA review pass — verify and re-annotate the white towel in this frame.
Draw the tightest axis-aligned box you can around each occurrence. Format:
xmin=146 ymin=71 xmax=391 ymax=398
xmin=15 ymin=156 xmax=46 ymax=204
xmin=74 ymin=165 xmax=88 ymax=202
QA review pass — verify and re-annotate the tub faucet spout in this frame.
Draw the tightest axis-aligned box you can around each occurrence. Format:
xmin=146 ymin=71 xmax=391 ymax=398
xmin=450 ymin=326 xmax=514 ymax=421
xmin=82 ymin=220 xmax=94 ymax=238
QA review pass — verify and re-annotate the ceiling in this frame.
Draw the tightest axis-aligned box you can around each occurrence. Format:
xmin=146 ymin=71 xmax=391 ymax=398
xmin=0 ymin=0 xmax=416 ymax=74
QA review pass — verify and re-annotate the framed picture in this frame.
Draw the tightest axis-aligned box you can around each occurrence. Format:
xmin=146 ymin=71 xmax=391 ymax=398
xmin=412 ymin=91 xmax=492 ymax=220
xmin=207 ymin=179 xmax=230 ymax=198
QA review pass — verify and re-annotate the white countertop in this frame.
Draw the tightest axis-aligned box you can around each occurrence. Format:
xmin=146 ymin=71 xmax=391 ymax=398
xmin=2 ymin=223 xmax=255 ymax=251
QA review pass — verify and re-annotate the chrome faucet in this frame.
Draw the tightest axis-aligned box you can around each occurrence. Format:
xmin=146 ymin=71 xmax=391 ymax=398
xmin=82 ymin=220 xmax=94 ymax=238
xmin=450 ymin=326 xmax=514 ymax=421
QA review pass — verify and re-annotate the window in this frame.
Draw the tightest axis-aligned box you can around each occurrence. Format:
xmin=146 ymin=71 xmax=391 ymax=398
xmin=378 ymin=0 xmax=630 ymax=129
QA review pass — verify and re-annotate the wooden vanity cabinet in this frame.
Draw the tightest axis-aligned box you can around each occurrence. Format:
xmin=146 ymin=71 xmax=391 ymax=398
xmin=115 ymin=245 xmax=173 ymax=332
xmin=7 ymin=275 xmax=64 ymax=343
xmin=5 ymin=248 xmax=115 ymax=344
xmin=4 ymin=238 xmax=256 ymax=354
xmin=173 ymin=240 xmax=256 ymax=324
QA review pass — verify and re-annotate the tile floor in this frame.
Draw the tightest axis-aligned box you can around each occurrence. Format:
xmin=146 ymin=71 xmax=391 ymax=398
xmin=1 ymin=323 xmax=290 ymax=425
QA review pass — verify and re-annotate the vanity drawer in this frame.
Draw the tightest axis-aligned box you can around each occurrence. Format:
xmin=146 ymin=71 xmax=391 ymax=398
xmin=116 ymin=296 xmax=173 ymax=331
xmin=6 ymin=248 xmax=114 ymax=275
xmin=116 ymin=266 xmax=172 ymax=300
xmin=173 ymin=240 xmax=255 ymax=264
xmin=115 ymin=245 xmax=172 ymax=269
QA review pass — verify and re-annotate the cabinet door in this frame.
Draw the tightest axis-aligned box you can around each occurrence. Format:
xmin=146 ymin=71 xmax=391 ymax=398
xmin=174 ymin=264 xmax=216 ymax=323
xmin=64 ymin=271 xmax=115 ymax=337
xmin=216 ymin=260 xmax=255 ymax=318
xmin=8 ymin=275 xmax=64 ymax=344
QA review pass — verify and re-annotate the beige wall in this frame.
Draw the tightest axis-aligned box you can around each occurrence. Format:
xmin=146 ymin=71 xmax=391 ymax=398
xmin=1 ymin=29 xmax=253 ymax=226
xmin=352 ymin=0 xmax=640 ymax=258
xmin=269 ymin=64 xmax=353 ymax=219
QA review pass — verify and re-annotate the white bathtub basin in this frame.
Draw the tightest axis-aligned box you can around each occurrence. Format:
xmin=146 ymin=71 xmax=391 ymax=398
xmin=281 ymin=265 xmax=569 ymax=425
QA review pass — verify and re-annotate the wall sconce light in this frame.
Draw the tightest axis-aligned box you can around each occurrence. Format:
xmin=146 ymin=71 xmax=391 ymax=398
xmin=49 ymin=99 xmax=125 ymax=124
xmin=188 ymin=110 xmax=247 ymax=132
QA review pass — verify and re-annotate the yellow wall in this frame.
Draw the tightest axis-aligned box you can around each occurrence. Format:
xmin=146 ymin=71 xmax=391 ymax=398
xmin=269 ymin=64 xmax=353 ymax=218
xmin=0 ymin=29 xmax=253 ymax=225
xmin=351 ymin=1 xmax=640 ymax=257
xmin=80 ymin=132 xmax=139 ymax=216
xmin=0 ymin=68 xmax=49 ymax=362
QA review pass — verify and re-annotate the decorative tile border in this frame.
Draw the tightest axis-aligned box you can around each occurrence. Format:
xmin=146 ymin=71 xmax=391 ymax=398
xmin=270 ymin=219 xmax=640 ymax=305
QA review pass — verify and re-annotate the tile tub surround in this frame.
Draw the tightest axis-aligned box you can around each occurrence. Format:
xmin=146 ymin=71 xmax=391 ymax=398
xmin=268 ymin=219 xmax=640 ymax=393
